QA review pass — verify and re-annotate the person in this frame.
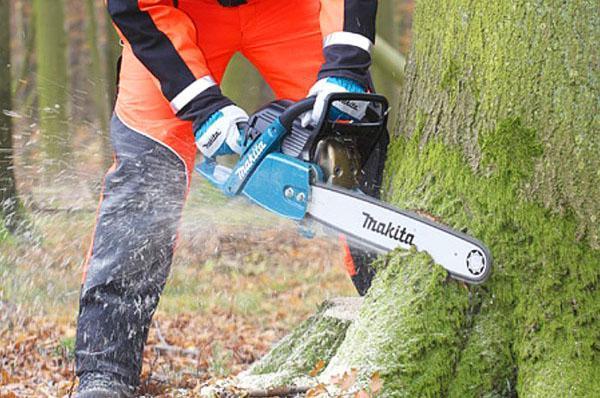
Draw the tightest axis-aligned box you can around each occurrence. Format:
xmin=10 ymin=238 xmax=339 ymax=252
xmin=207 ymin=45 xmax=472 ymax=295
xmin=75 ymin=1 xmax=387 ymax=396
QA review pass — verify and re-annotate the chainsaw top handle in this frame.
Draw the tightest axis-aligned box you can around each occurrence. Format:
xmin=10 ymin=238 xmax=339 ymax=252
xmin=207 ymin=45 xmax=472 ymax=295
xmin=278 ymin=97 xmax=316 ymax=130
xmin=278 ymin=92 xmax=388 ymax=131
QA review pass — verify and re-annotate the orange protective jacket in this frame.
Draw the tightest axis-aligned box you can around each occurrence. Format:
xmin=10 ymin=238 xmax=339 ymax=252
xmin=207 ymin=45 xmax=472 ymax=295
xmin=107 ymin=0 xmax=376 ymax=126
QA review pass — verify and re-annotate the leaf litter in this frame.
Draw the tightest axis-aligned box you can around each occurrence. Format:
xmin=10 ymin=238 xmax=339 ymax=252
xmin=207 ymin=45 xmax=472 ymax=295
xmin=1 ymin=190 xmax=356 ymax=397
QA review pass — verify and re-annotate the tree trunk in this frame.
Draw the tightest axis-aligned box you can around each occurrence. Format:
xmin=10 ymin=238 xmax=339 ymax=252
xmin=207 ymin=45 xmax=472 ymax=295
xmin=34 ymin=0 xmax=69 ymax=165
xmin=220 ymin=53 xmax=273 ymax=114
xmin=104 ymin=7 xmax=121 ymax=111
xmin=85 ymin=0 xmax=112 ymax=168
xmin=206 ymin=1 xmax=599 ymax=397
xmin=0 ymin=1 xmax=20 ymax=231
xmin=386 ymin=2 xmax=599 ymax=395
xmin=372 ymin=0 xmax=400 ymax=106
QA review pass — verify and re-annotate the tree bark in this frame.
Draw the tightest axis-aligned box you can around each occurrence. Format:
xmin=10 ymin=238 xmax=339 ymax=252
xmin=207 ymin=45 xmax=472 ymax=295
xmin=0 ymin=1 xmax=20 ymax=231
xmin=85 ymin=0 xmax=112 ymax=168
xmin=387 ymin=2 xmax=599 ymax=395
xmin=208 ymin=1 xmax=599 ymax=397
xmin=33 ymin=0 xmax=69 ymax=165
xmin=220 ymin=53 xmax=273 ymax=114
xmin=372 ymin=1 xmax=400 ymax=101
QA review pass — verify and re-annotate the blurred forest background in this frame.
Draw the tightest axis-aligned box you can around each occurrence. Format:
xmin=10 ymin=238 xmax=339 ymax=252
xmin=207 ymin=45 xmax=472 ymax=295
xmin=0 ymin=1 xmax=413 ymax=396
xmin=0 ymin=0 xmax=411 ymax=229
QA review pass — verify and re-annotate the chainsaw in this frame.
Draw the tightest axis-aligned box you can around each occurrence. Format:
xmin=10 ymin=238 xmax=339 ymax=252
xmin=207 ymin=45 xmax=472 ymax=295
xmin=196 ymin=93 xmax=492 ymax=284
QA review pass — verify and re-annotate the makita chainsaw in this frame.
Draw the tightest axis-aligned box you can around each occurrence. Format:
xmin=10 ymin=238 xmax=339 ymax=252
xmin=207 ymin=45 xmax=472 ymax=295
xmin=197 ymin=93 xmax=492 ymax=284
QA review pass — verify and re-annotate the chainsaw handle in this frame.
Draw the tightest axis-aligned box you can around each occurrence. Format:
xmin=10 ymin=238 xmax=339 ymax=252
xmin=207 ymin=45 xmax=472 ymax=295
xmin=279 ymin=97 xmax=316 ymax=131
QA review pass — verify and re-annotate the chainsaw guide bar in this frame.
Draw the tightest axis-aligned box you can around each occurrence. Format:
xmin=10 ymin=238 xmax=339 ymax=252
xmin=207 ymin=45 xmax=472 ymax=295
xmin=307 ymin=183 xmax=492 ymax=284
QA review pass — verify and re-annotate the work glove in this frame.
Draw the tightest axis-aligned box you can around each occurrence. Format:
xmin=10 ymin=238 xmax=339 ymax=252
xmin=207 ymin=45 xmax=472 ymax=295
xmin=195 ymin=105 xmax=249 ymax=157
xmin=300 ymin=77 xmax=367 ymax=127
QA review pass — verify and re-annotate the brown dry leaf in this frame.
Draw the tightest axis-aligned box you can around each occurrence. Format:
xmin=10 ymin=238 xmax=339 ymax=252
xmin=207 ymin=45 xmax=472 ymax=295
xmin=370 ymin=371 xmax=383 ymax=395
xmin=306 ymin=383 xmax=327 ymax=397
xmin=309 ymin=359 xmax=326 ymax=377
xmin=1 ymin=368 xmax=12 ymax=384
xmin=354 ymin=390 xmax=370 ymax=398
xmin=339 ymin=368 xmax=358 ymax=391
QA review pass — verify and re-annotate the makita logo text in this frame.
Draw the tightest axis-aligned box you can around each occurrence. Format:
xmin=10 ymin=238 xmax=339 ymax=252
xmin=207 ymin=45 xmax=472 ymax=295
xmin=202 ymin=130 xmax=222 ymax=149
xmin=235 ymin=141 xmax=267 ymax=180
xmin=362 ymin=212 xmax=415 ymax=245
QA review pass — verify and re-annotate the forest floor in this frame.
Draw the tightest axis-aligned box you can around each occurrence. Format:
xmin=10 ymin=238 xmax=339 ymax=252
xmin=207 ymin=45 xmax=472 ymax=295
xmin=0 ymin=179 xmax=355 ymax=397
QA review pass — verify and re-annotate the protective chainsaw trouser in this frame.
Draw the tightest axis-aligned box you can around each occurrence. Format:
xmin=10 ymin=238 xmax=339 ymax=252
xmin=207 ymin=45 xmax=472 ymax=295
xmin=76 ymin=116 xmax=188 ymax=384
xmin=76 ymin=0 xmax=385 ymax=386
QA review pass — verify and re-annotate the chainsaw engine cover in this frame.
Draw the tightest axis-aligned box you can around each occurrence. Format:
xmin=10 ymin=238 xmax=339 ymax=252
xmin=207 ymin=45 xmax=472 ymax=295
xmin=244 ymin=95 xmax=388 ymax=190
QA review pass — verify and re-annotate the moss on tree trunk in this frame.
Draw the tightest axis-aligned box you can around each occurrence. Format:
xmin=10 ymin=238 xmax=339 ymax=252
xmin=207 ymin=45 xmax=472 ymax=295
xmin=206 ymin=1 xmax=599 ymax=396
xmin=201 ymin=298 xmax=358 ymax=395
xmin=320 ymin=251 xmax=471 ymax=396
xmin=388 ymin=1 xmax=599 ymax=395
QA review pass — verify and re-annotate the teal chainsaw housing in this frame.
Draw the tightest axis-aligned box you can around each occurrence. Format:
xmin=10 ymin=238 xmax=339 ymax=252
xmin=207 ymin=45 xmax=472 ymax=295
xmin=243 ymin=153 xmax=321 ymax=220
xmin=197 ymin=152 xmax=320 ymax=220
xmin=196 ymin=111 xmax=323 ymax=220
xmin=196 ymin=93 xmax=388 ymax=220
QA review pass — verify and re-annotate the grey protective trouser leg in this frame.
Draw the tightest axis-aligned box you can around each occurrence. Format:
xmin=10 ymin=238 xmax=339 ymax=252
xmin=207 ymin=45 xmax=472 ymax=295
xmin=75 ymin=115 xmax=189 ymax=386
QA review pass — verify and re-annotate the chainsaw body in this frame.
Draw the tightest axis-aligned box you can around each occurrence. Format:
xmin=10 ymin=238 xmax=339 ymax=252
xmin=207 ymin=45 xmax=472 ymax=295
xmin=197 ymin=93 xmax=388 ymax=220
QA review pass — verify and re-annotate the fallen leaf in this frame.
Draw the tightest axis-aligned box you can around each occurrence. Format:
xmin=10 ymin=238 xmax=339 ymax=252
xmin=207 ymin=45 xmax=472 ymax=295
xmin=1 ymin=368 xmax=12 ymax=384
xmin=355 ymin=390 xmax=370 ymax=398
xmin=370 ymin=371 xmax=383 ymax=394
xmin=309 ymin=359 xmax=326 ymax=377
xmin=307 ymin=383 xmax=327 ymax=397
xmin=339 ymin=369 xmax=358 ymax=391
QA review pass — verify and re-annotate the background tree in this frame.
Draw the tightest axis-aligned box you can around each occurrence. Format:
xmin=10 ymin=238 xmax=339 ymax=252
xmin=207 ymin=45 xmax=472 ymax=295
xmin=230 ymin=1 xmax=599 ymax=396
xmin=33 ymin=0 xmax=69 ymax=165
xmin=0 ymin=0 xmax=20 ymax=232
xmin=372 ymin=0 xmax=400 ymax=109
xmin=85 ymin=0 xmax=112 ymax=167
xmin=103 ymin=7 xmax=121 ymax=112
xmin=221 ymin=53 xmax=272 ymax=113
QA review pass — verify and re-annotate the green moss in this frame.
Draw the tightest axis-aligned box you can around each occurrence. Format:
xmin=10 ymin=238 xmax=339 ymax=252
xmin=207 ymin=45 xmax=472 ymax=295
xmin=518 ymin=344 xmax=600 ymax=397
xmin=479 ymin=117 xmax=543 ymax=186
xmin=324 ymin=250 xmax=470 ymax=397
xmin=448 ymin=309 xmax=516 ymax=398
xmin=384 ymin=129 xmax=599 ymax=396
xmin=403 ymin=0 xmax=599 ymax=248
xmin=440 ymin=59 xmax=461 ymax=92
xmin=249 ymin=300 xmax=351 ymax=380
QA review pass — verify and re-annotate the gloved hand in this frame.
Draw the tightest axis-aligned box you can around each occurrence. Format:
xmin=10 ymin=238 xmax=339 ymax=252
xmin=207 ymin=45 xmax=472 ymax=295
xmin=195 ymin=105 xmax=249 ymax=157
xmin=300 ymin=77 xmax=367 ymax=127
